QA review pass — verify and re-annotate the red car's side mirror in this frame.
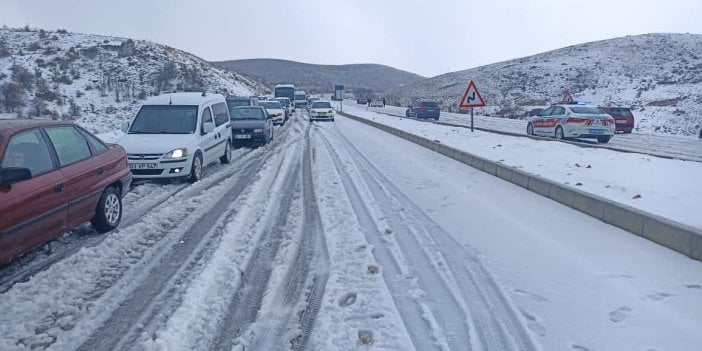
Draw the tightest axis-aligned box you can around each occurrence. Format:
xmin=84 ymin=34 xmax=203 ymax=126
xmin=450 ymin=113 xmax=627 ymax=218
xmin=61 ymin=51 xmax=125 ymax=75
xmin=0 ymin=167 xmax=32 ymax=186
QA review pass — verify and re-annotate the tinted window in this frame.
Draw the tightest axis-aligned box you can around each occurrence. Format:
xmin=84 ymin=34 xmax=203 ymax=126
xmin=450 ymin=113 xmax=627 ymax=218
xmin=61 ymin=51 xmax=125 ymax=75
xmin=421 ymin=102 xmax=439 ymax=108
xmin=294 ymin=94 xmax=305 ymax=100
xmin=129 ymin=105 xmax=198 ymax=134
xmin=227 ymin=99 xmax=251 ymax=107
xmin=570 ymin=106 xmax=604 ymax=114
xmin=229 ymin=107 xmax=266 ymax=120
xmin=552 ymin=106 xmax=566 ymax=115
xmin=212 ymin=102 xmax=230 ymax=127
xmin=201 ymin=107 xmax=213 ymax=134
xmin=77 ymin=128 xmax=108 ymax=155
xmin=261 ymin=101 xmax=282 ymax=109
xmin=604 ymin=108 xmax=633 ymax=117
xmin=311 ymin=102 xmax=332 ymax=109
xmin=540 ymin=107 xmax=555 ymax=116
xmin=1 ymin=129 xmax=55 ymax=177
xmin=45 ymin=126 xmax=92 ymax=167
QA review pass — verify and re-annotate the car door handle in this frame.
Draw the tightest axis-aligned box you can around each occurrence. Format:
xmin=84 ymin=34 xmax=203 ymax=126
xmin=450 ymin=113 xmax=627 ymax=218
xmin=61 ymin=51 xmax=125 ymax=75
xmin=96 ymin=168 xmax=104 ymax=176
xmin=54 ymin=184 xmax=64 ymax=193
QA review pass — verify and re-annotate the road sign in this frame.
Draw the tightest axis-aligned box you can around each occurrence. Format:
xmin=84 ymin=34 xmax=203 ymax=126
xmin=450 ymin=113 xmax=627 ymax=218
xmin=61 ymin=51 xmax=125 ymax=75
xmin=458 ymin=80 xmax=486 ymax=109
xmin=560 ymin=90 xmax=574 ymax=103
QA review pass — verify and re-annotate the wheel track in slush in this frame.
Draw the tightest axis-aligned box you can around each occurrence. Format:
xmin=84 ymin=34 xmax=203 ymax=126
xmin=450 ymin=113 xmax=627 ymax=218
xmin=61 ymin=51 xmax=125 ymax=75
xmin=73 ymin=119 xmax=302 ymax=351
xmin=317 ymin=119 xmax=539 ymax=351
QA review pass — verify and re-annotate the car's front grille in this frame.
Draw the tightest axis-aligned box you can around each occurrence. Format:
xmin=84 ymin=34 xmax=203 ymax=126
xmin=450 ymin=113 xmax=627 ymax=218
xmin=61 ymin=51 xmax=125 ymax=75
xmin=128 ymin=153 xmax=162 ymax=161
xmin=131 ymin=169 xmax=164 ymax=176
xmin=233 ymin=128 xmax=255 ymax=133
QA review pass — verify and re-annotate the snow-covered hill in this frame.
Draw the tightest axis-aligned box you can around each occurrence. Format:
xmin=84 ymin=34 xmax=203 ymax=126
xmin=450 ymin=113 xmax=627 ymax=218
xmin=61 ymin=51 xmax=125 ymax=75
xmin=385 ymin=33 xmax=702 ymax=137
xmin=0 ymin=27 xmax=267 ymax=133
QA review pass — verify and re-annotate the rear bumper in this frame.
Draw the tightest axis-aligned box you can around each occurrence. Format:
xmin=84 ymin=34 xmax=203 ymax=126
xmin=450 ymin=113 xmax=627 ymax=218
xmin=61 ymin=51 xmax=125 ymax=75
xmin=417 ymin=112 xmax=440 ymax=118
xmin=565 ymin=125 xmax=614 ymax=138
xmin=615 ymin=124 xmax=634 ymax=133
xmin=120 ymin=173 xmax=133 ymax=197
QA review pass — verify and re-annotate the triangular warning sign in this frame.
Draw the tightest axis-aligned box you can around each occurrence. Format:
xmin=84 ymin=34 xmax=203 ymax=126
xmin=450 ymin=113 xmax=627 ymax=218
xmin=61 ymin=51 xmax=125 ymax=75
xmin=458 ymin=80 xmax=486 ymax=108
xmin=560 ymin=90 xmax=574 ymax=103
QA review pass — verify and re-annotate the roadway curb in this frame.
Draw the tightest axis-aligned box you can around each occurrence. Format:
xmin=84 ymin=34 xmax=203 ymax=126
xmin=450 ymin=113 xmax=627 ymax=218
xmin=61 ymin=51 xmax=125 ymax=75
xmin=337 ymin=110 xmax=702 ymax=262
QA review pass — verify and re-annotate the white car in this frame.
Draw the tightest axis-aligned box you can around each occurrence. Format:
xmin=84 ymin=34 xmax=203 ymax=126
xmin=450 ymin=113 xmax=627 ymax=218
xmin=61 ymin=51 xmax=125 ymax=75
xmin=527 ymin=104 xmax=616 ymax=143
xmin=370 ymin=99 xmax=384 ymax=107
xmin=260 ymin=100 xmax=286 ymax=125
xmin=309 ymin=101 xmax=335 ymax=122
xmin=118 ymin=92 xmax=233 ymax=182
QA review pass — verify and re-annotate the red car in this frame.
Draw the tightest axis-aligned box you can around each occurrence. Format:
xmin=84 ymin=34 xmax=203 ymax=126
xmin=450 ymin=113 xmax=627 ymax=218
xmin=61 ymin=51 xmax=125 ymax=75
xmin=0 ymin=120 xmax=132 ymax=265
xmin=600 ymin=107 xmax=635 ymax=134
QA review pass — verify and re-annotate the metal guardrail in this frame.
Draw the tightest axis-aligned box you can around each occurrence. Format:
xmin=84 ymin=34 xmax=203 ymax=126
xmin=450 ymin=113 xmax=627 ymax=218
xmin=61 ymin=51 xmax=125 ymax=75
xmin=338 ymin=110 xmax=702 ymax=262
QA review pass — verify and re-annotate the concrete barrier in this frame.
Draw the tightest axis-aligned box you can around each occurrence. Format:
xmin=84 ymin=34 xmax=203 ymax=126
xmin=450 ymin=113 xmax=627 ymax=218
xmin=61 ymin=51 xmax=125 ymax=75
xmin=337 ymin=110 xmax=702 ymax=262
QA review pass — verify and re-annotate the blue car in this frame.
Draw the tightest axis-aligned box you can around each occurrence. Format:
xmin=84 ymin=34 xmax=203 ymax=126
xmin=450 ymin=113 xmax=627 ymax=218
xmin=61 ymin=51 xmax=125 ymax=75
xmin=406 ymin=100 xmax=440 ymax=120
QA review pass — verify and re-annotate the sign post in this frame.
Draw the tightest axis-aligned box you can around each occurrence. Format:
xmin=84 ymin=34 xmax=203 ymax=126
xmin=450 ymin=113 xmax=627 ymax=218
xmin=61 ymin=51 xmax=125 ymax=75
xmin=458 ymin=80 xmax=486 ymax=132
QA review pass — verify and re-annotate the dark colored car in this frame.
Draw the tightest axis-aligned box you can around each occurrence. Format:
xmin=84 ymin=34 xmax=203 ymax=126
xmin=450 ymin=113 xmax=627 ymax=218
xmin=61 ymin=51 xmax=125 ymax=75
xmin=406 ymin=100 xmax=441 ymax=120
xmin=226 ymin=106 xmax=274 ymax=146
xmin=225 ymin=95 xmax=259 ymax=107
xmin=0 ymin=120 xmax=132 ymax=265
xmin=600 ymin=107 xmax=634 ymax=133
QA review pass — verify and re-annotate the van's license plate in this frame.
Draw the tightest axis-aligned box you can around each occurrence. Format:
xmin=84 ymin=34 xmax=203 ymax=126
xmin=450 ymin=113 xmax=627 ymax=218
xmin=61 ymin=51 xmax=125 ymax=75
xmin=129 ymin=163 xmax=157 ymax=170
xmin=234 ymin=134 xmax=251 ymax=139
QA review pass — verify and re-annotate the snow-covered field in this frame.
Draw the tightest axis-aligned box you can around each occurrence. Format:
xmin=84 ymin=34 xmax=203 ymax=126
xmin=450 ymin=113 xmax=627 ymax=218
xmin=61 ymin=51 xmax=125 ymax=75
xmin=385 ymin=33 xmax=702 ymax=137
xmin=1 ymin=109 xmax=701 ymax=351
xmin=342 ymin=103 xmax=702 ymax=229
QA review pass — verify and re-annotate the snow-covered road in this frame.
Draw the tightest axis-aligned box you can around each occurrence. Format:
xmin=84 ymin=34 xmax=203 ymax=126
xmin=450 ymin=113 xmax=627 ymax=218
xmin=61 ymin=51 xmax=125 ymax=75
xmin=365 ymin=103 xmax=702 ymax=163
xmin=1 ymin=111 xmax=701 ymax=351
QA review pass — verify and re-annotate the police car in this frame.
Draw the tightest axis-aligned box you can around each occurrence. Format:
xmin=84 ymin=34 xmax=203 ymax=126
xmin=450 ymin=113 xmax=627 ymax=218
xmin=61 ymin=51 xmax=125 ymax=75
xmin=526 ymin=103 xmax=616 ymax=143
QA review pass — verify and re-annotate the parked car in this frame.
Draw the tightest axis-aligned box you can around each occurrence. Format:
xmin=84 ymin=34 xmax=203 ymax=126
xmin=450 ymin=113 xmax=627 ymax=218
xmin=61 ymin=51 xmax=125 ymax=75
xmin=600 ymin=106 xmax=635 ymax=134
xmin=527 ymin=104 xmax=616 ymax=143
xmin=406 ymin=100 xmax=440 ymax=120
xmin=370 ymin=99 xmax=384 ymax=107
xmin=118 ymin=92 xmax=233 ymax=182
xmin=0 ymin=119 xmax=132 ymax=265
xmin=309 ymin=101 xmax=335 ymax=122
xmin=260 ymin=101 xmax=286 ymax=125
xmin=227 ymin=106 xmax=274 ymax=146
xmin=356 ymin=98 xmax=366 ymax=104
xmin=225 ymin=95 xmax=259 ymax=107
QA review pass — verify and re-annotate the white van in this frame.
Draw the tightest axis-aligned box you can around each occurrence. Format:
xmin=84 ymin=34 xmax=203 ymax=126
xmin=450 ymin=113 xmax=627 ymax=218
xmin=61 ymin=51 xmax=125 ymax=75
xmin=293 ymin=90 xmax=307 ymax=108
xmin=118 ymin=92 xmax=233 ymax=182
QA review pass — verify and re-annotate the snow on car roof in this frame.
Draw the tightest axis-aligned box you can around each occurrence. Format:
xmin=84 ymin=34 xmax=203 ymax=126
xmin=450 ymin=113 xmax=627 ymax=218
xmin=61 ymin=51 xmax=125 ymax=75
xmin=143 ymin=92 xmax=224 ymax=106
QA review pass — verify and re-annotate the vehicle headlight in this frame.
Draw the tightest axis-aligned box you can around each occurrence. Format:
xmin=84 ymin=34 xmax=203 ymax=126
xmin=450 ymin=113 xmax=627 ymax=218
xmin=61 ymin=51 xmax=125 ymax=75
xmin=254 ymin=128 xmax=264 ymax=133
xmin=164 ymin=148 xmax=187 ymax=159
xmin=328 ymin=110 xmax=333 ymax=114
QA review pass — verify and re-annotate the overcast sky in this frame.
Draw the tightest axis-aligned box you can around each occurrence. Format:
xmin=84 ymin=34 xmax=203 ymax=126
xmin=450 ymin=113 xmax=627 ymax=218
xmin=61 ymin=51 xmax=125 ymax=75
xmin=2 ymin=0 xmax=701 ymax=77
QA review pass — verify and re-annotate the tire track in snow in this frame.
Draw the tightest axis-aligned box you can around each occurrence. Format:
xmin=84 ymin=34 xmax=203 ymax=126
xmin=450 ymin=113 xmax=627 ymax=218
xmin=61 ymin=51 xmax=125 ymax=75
xmin=319 ymin=119 xmax=539 ymax=351
xmin=288 ymin=123 xmax=330 ymax=351
xmin=74 ymin=119 xmax=303 ymax=351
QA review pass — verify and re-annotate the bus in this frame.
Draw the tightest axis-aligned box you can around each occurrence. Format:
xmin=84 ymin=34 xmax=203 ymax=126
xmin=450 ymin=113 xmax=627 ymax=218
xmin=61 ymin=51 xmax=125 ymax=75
xmin=274 ymin=84 xmax=295 ymax=109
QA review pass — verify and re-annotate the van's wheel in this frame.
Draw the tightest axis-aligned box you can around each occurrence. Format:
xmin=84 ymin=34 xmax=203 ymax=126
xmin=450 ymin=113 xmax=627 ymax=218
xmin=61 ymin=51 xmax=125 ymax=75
xmin=91 ymin=187 xmax=122 ymax=233
xmin=220 ymin=141 xmax=232 ymax=164
xmin=597 ymin=136 xmax=611 ymax=144
xmin=188 ymin=153 xmax=203 ymax=183
xmin=555 ymin=126 xmax=564 ymax=140
xmin=527 ymin=123 xmax=534 ymax=136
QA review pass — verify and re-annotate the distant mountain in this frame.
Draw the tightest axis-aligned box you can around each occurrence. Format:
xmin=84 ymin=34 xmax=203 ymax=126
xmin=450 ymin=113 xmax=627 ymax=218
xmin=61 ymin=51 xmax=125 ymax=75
xmin=384 ymin=33 xmax=702 ymax=136
xmin=212 ymin=58 xmax=424 ymax=95
xmin=0 ymin=27 xmax=266 ymax=133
